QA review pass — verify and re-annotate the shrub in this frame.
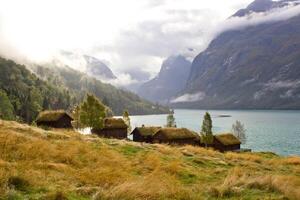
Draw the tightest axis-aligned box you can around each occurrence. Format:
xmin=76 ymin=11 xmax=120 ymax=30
xmin=8 ymin=176 xmax=30 ymax=191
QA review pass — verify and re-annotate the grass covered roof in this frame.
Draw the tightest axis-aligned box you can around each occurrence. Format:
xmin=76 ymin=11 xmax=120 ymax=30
xmin=131 ymin=127 xmax=161 ymax=136
xmin=215 ymin=133 xmax=241 ymax=146
xmin=155 ymin=128 xmax=200 ymax=140
xmin=36 ymin=110 xmax=73 ymax=122
xmin=104 ymin=118 xmax=127 ymax=129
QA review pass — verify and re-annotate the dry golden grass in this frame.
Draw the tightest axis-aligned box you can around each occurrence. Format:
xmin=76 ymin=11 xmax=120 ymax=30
xmin=0 ymin=120 xmax=299 ymax=200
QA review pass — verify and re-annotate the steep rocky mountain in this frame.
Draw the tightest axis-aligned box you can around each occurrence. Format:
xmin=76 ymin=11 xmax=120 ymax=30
xmin=234 ymin=0 xmax=300 ymax=17
xmin=137 ymin=55 xmax=191 ymax=104
xmin=172 ymin=0 xmax=300 ymax=109
xmin=84 ymin=55 xmax=117 ymax=80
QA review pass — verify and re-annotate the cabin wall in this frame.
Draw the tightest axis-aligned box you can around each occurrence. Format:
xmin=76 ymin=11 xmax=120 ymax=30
xmin=37 ymin=115 xmax=73 ymax=128
xmin=92 ymin=128 xmax=127 ymax=139
xmin=213 ymin=139 xmax=240 ymax=152
xmin=132 ymin=131 xmax=153 ymax=143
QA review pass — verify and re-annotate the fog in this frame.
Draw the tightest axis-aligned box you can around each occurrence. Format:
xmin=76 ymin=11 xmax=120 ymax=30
xmin=1 ymin=0 xmax=300 ymax=87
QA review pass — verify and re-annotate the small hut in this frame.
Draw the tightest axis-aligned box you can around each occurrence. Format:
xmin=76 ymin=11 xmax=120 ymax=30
xmin=213 ymin=133 xmax=241 ymax=152
xmin=36 ymin=110 xmax=73 ymax=128
xmin=152 ymin=128 xmax=200 ymax=146
xmin=130 ymin=126 xmax=161 ymax=143
xmin=92 ymin=118 xmax=127 ymax=139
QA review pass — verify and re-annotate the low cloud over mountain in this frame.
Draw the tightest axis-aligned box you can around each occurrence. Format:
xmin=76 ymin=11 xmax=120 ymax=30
xmin=172 ymin=0 xmax=300 ymax=109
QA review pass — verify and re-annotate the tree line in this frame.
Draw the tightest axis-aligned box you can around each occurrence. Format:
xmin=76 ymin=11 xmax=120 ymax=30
xmin=0 ymin=58 xmax=71 ymax=123
xmin=31 ymin=65 xmax=169 ymax=116
xmin=0 ymin=57 xmax=168 ymax=124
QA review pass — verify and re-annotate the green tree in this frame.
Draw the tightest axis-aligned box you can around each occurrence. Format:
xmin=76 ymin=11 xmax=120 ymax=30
xmin=166 ymin=110 xmax=176 ymax=127
xmin=79 ymin=94 xmax=106 ymax=129
xmin=123 ymin=110 xmax=132 ymax=134
xmin=21 ymin=88 xmax=43 ymax=123
xmin=232 ymin=120 xmax=246 ymax=144
xmin=72 ymin=105 xmax=82 ymax=129
xmin=201 ymin=112 xmax=213 ymax=147
xmin=0 ymin=90 xmax=14 ymax=120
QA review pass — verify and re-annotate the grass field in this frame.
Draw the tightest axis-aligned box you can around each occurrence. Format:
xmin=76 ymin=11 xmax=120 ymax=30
xmin=0 ymin=120 xmax=299 ymax=199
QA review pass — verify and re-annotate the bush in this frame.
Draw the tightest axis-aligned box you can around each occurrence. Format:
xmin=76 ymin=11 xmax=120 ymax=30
xmin=8 ymin=176 xmax=30 ymax=191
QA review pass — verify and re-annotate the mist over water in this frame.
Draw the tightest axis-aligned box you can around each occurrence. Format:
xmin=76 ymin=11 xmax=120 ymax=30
xmin=131 ymin=109 xmax=300 ymax=156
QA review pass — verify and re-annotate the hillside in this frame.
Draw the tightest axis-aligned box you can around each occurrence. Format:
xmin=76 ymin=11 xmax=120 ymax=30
xmin=172 ymin=0 xmax=300 ymax=109
xmin=0 ymin=120 xmax=299 ymax=199
xmin=0 ymin=57 xmax=72 ymax=123
xmin=138 ymin=55 xmax=191 ymax=104
xmin=29 ymin=64 xmax=169 ymax=115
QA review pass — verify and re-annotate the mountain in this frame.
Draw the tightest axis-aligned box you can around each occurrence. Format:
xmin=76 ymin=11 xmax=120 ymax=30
xmin=234 ymin=0 xmax=300 ymax=17
xmin=172 ymin=0 xmax=300 ymax=109
xmin=0 ymin=57 xmax=71 ymax=123
xmin=137 ymin=55 xmax=192 ymax=104
xmin=30 ymin=64 xmax=169 ymax=115
xmin=84 ymin=55 xmax=117 ymax=80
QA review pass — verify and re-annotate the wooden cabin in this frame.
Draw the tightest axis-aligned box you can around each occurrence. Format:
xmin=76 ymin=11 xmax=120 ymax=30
xmin=213 ymin=133 xmax=241 ymax=152
xmin=92 ymin=118 xmax=127 ymax=139
xmin=36 ymin=110 xmax=73 ymax=128
xmin=152 ymin=128 xmax=200 ymax=146
xmin=130 ymin=127 xmax=161 ymax=143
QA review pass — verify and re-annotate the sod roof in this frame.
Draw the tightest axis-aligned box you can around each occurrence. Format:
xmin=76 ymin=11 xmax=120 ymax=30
xmin=36 ymin=110 xmax=73 ymax=122
xmin=214 ymin=133 xmax=241 ymax=146
xmin=154 ymin=128 xmax=200 ymax=140
xmin=104 ymin=118 xmax=127 ymax=129
xmin=131 ymin=127 xmax=161 ymax=136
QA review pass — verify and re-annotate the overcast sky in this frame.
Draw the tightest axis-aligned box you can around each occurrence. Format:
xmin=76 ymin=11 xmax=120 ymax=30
xmin=0 ymin=0 xmax=256 ymax=78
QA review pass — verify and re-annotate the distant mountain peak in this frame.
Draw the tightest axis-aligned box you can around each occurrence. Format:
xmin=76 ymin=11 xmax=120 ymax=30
xmin=137 ymin=55 xmax=192 ymax=104
xmin=84 ymin=55 xmax=117 ymax=80
xmin=233 ymin=0 xmax=300 ymax=17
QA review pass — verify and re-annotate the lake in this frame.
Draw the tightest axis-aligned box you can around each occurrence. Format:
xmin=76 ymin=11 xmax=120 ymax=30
xmin=131 ymin=109 xmax=300 ymax=156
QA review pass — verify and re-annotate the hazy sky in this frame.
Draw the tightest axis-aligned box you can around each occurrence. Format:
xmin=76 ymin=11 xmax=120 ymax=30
xmin=0 ymin=0 xmax=255 ymax=78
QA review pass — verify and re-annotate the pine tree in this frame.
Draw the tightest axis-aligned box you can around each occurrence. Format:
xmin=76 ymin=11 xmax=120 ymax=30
xmin=79 ymin=94 xmax=106 ymax=129
xmin=232 ymin=120 xmax=246 ymax=144
xmin=201 ymin=112 xmax=213 ymax=147
xmin=123 ymin=110 xmax=132 ymax=134
xmin=0 ymin=89 xmax=14 ymax=120
xmin=166 ymin=110 xmax=176 ymax=127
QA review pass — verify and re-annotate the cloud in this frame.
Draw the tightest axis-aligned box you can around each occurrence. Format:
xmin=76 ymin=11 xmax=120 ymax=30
xmin=254 ymin=79 xmax=300 ymax=100
xmin=264 ymin=79 xmax=300 ymax=90
xmin=215 ymin=2 xmax=300 ymax=36
xmin=103 ymin=73 xmax=138 ymax=87
xmin=171 ymin=92 xmax=206 ymax=103
xmin=33 ymin=51 xmax=139 ymax=88
xmin=1 ymin=0 xmax=300 ymax=85
xmin=0 ymin=0 xmax=252 ymax=78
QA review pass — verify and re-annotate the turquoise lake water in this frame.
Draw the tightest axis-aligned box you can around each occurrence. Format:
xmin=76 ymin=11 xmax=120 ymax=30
xmin=131 ymin=109 xmax=300 ymax=156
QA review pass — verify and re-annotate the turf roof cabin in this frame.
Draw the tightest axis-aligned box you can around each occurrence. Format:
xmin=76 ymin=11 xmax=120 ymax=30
xmin=92 ymin=118 xmax=128 ymax=139
xmin=213 ymin=133 xmax=241 ymax=152
xmin=152 ymin=128 xmax=200 ymax=146
xmin=36 ymin=110 xmax=74 ymax=128
xmin=131 ymin=126 xmax=161 ymax=143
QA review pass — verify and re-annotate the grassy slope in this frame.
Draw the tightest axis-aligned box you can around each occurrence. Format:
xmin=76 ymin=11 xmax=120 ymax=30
xmin=0 ymin=120 xmax=300 ymax=200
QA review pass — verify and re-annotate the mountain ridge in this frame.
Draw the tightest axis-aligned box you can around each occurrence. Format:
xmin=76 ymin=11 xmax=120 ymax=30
xmin=29 ymin=63 xmax=169 ymax=115
xmin=137 ymin=55 xmax=191 ymax=104
xmin=84 ymin=55 xmax=117 ymax=80
xmin=172 ymin=0 xmax=300 ymax=109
